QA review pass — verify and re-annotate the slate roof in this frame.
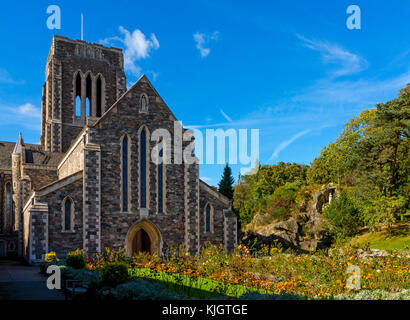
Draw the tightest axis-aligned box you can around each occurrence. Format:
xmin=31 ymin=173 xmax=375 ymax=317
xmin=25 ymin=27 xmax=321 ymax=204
xmin=0 ymin=141 xmax=64 ymax=170
xmin=0 ymin=142 xmax=15 ymax=169
xmin=24 ymin=148 xmax=65 ymax=166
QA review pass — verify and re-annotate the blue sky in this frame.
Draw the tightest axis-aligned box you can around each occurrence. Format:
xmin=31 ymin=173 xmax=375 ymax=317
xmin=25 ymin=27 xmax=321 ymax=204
xmin=0 ymin=0 xmax=409 ymax=186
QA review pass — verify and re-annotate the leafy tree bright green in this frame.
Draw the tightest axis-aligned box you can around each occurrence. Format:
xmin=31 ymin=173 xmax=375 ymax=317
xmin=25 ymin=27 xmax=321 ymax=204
xmin=362 ymin=196 xmax=407 ymax=232
xmin=233 ymin=163 xmax=308 ymax=224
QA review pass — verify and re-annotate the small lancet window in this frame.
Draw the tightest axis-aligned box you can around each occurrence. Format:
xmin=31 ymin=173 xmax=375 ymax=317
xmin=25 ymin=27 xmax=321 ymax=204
xmin=205 ymin=205 xmax=211 ymax=233
xmin=63 ymin=198 xmax=73 ymax=231
xmin=75 ymin=73 xmax=82 ymax=117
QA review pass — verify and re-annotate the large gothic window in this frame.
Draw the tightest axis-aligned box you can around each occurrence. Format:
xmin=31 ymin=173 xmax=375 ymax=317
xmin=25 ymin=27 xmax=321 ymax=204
xmin=122 ymin=135 xmax=129 ymax=212
xmin=96 ymin=76 xmax=102 ymax=117
xmin=63 ymin=197 xmax=74 ymax=231
xmin=158 ymin=147 xmax=163 ymax=213
xmin=75 ymin=73 xmax=82 ymax=117
xmin=85 ymin=74 xmax=92 ymax=117
xmin=140 ymin=129 xmax=147 ymax=209
xmin=6 ymin=183 xmax=11 ymax=228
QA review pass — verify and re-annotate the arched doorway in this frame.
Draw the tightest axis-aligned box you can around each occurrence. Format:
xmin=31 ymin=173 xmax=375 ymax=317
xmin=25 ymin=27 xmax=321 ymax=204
xmin=134 ymin=229 xmax=151 ymax=254
xmin=126 ymin=220 xmax=162 ymax=256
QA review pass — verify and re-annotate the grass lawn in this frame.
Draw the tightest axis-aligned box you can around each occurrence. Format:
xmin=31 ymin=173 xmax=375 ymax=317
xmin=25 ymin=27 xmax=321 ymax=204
xmin=350 ymin=223 xmax=410 ymax=250
xmin=129 ymin=267 xmax=280 ymax=299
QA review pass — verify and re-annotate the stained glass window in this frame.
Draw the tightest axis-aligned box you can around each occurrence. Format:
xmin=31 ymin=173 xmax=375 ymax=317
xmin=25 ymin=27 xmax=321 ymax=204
xmin=158 ymin=148 xmax=163 ymax=212
xmin=6 ymin=183 xmax=11 ymax=227
xmin=122 ymin=136 xmax=128 ymax=211
xmin=140 ymin=130 xmax=147 ymax=208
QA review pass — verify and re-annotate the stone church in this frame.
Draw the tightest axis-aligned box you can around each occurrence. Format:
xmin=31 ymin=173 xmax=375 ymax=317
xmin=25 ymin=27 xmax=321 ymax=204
xmin=0 ymin=35 xmax=237 ymax=263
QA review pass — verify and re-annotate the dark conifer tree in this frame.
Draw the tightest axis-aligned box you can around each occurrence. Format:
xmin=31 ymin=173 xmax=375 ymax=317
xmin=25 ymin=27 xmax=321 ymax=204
xmin=218 ymin=163 xmax=235 ymax=199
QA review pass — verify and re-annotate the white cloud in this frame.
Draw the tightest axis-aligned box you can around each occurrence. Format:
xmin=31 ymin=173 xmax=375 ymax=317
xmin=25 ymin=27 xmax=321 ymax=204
xmin=220 ymin=109 xmax=232 ymax=122
xmin=194 ymin=31 xmax=219 ymax=58
xmin=17 ymin=103 xmax=41 ymax=118
xmin=100 ymin=27 xmax=160 ymax=76
xmin=269 ymin=130 xmax=311 ymax=161
xmin=296 ymin=34 xmax=368 ymax=77
xmin=0 ymin=68 xmax=24 ymax=85
xmin=0 ymin=103 xmax=41 ymax=131
xmin=200 ymin=176 xmax=213 ymax=183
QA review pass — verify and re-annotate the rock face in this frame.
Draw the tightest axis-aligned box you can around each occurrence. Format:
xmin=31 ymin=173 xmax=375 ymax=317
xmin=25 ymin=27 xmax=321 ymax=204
xmin=244 ymin=185 xmax=338 ymax=252
xmin=256 ymin=219 xmax=300 ymax=248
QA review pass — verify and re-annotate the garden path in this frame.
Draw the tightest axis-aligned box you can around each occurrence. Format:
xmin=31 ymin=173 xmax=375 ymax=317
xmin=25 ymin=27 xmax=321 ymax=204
xmin=0 ymin=260 xmax=64 ymax=300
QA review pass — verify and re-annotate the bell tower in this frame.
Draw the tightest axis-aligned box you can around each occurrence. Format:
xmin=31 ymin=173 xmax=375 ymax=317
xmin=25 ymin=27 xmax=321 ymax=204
xmin=41 ymin=35 xmax=127 ymax=153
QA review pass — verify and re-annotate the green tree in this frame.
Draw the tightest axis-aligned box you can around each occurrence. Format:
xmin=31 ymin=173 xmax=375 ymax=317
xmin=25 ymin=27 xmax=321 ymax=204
xmin=323 ymin=192 xmax=361 ymax=238
xmin=362 ymin=196 xmax=407 ymax=232
xmin=218 ymin=163 xmax=235 ymax=199
xmin=307 ymin=109 xmax=376 ymax=186
xmin=354 ymin=84 xmax=410 ymax=197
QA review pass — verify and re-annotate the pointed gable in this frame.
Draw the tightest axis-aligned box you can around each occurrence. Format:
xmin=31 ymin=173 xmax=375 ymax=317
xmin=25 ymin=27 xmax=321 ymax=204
xmin=91 ymin=74 xmax=178 ymax=130
xmin=13 ymin=132 xmax=24 ymax=154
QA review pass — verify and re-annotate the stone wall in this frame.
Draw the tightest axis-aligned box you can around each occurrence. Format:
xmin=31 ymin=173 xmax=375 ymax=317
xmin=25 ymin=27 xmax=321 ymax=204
xmin=199 ymin=181 xmax=228 ymax=248
xmin=23 ymin=201 xmax=48 ymax=264
xmin=36 ymin=173 xmax=83 ymax=257
xmin=58 ymin=135 xmax=84 ymax=179
xmin=23 ymin=166 xmax=58 ymax=192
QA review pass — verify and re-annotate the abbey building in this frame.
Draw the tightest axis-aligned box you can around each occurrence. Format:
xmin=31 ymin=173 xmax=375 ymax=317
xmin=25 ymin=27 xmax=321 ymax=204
xmin=0 ymin=35 xmax=237 ymax=263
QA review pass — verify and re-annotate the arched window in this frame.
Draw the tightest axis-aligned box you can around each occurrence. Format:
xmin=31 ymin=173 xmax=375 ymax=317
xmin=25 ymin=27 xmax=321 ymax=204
xmin=6 ymin=183 xmax=11 ymax=228
xmin=158 ymin=147 xmax=163 ymax=213
xmin=205 ymin=205 xmax=211 ymax=233
xmin=85 ymin=74 xmax=92 ymax=117
xmin=75 ymin=73 xmax=82 ymax=117
xmin=139 ymin=128 xmax=148 ymax=209
xmin=63 ymin=197 xmax=74 ymax=231
xmin=96 ymin=76 xmax=102 ymax=117
xmin=204 ymin=203 xmax=214 ymax=233
xmin=122 ymin=135 xmax=129 ymax=212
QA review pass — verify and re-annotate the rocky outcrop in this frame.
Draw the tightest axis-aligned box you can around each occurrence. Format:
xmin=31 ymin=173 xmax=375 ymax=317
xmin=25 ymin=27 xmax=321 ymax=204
xmin=243 ymin=184 xmax=338 ymax=252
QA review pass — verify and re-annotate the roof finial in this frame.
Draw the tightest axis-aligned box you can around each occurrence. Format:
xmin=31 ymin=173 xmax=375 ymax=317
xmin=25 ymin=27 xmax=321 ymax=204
xmin=81 ymin=13 xmax=84 ymax=41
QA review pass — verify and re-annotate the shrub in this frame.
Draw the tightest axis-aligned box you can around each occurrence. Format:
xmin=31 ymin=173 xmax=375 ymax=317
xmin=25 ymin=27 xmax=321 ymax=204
xmin=265 ymin=182 xmax=299 ymax=221
xmin=66 ymin=249 xmax=86 ymax=269
xmin=111 ymin=279 xmax=180 ymax=300
xmin=101 ymin=262 xmax=131 ymax=288
xmin=45 ymin=251 xmax=59 ymax=263
xmin=323 ymin=191 xmax=361 ymax=238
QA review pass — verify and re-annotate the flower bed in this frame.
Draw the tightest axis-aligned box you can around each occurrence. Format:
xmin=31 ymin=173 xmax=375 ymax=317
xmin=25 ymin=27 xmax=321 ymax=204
xmin=53 ymin=244 xmax=409 ymax=300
